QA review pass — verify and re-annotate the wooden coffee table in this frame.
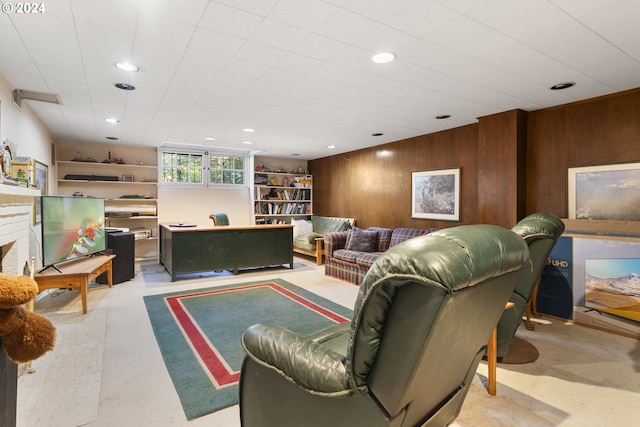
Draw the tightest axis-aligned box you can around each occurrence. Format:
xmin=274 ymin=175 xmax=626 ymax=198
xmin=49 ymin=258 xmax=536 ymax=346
xmin=34 ymin=254 xmax=116 ymax=314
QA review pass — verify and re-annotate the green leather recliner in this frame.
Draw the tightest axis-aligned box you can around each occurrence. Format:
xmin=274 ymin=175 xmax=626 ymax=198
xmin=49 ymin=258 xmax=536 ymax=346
xmin=495 ymin=212 xmax=565 ymax=359
xmin=239 ymin=224 xmax=530 ymax=427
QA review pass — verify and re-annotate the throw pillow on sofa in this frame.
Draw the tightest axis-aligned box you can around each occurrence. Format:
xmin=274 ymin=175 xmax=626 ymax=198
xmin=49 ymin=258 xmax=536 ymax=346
xmin=345 ymin=227 xmax=378 ymax=252
xmin=292 ymin=219 xmax=313 ymax=243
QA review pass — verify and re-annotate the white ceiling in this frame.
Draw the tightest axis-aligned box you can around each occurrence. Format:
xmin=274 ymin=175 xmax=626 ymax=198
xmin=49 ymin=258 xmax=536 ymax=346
xmin=1 ymin=0 xmax=639 ymax=160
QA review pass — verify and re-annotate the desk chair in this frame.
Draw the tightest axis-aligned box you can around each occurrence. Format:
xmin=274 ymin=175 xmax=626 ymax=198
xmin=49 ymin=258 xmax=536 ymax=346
xmin=209 ymin=212 xmax=229 ymax=226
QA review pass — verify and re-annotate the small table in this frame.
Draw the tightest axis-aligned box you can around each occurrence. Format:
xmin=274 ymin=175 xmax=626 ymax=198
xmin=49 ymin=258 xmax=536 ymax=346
xmin=34 ymin=255 xmax=116 ymax=314
xmin=487 ymin=301 xmax=515 ymax=395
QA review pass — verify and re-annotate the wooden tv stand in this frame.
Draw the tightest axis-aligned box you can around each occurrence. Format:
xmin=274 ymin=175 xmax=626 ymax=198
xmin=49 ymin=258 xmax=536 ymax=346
xmin=34 ymin=254 xmax=116 ymax=314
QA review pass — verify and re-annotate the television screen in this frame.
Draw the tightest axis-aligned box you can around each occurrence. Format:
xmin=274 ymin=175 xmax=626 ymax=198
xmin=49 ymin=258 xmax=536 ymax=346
xmin=585 ymin=258 xmax=640 ymax=323
xmin=41 ymin=196 xmax=106 ymax=267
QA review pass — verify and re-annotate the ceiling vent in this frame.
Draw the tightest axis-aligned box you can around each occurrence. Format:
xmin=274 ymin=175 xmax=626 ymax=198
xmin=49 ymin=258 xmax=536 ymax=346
xmin=12 ymin=89 xmax=63 ymax=109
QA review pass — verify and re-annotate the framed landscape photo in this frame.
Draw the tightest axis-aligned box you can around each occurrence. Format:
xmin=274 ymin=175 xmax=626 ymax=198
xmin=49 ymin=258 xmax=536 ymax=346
xmin=412 ymin=168 xmax=460 ymax=221
xmin=568 ymin=162 xmax=640 ymax=220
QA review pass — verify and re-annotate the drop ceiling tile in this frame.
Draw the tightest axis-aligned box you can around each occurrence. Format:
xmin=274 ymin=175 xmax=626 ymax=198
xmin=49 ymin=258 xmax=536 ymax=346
xmin=314 ymin=8 xmax=379 ymax=44
xmin=267 ymin=0 xmax=338 ymax=32
xmin=342 ymin=0 xmax=417 ymax=22
xmin=249 ymin=19 xmax=308 ymax=51
xmin=199 ymin=2 xmax=263 ymax=38
xmin=70 ymin=0 xmax=138 ymax=32
xmin=190 ymin=27 xmax=244 ymax=57
xmin=212 ymin=0 xmax=279 ymax=17
xmin=387 ymin=0 xmax=459 ymax=39
xmin=234 ymin=41 xmax=289 ymax=67
xmin=292 ymin=33 xmax=350 ymax=61
xmin=354 ymin=25 xmax=417 ymax=54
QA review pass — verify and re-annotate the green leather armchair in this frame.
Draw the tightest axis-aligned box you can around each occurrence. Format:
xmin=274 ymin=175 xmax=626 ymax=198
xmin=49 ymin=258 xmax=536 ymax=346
xmin=495 ymin=212 xmax=565 ymax=359
xmin=239 ymin=224 xmax=530 ymax=427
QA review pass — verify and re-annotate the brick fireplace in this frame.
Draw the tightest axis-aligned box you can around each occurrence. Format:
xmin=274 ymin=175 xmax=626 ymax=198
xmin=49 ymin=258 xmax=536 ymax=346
xmin=0 ymin=185 xmax=39 ymax=275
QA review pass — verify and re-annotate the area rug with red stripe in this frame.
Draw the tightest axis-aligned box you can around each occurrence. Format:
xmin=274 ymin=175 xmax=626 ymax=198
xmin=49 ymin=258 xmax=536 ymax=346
xmin=143 ymin=278 xmax=353 ymax=421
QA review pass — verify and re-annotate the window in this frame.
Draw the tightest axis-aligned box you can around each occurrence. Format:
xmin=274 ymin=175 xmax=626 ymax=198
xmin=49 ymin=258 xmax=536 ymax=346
xmin=162 ymin=151 xmax=203 ymax=184
xmin=160 ymin=148 xmax=248 ymax=187
xmin=210 ymin=155 xmax=245 ymax=185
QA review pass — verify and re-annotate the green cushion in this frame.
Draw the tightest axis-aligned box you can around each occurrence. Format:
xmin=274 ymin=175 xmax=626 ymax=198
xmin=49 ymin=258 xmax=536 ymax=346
xmin=312 ymin=216 xmax=350 ymax=234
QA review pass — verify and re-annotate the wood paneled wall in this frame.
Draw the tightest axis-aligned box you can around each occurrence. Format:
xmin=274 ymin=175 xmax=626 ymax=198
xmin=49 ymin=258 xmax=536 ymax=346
xmin=310 ymin=124 xmax=478 ymax=230
xmin=310 ymin=87 xmax=640 ymax=229
xmin=527 ymin=88 xmax=640 ymax=217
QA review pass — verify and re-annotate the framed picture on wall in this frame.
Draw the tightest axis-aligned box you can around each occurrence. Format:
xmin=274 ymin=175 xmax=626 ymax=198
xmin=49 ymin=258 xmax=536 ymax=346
xmin=568 ymin=162 xmax=640 ymax=220
xmin=411 ymin=168 xmax=460 ymax=221
xmin=32 ymin=160 xmax=48 ymax=224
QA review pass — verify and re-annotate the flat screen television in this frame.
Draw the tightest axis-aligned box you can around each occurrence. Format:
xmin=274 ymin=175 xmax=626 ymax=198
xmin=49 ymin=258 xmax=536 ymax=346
xmin=41 ymin=196 xmax=107 ymax=268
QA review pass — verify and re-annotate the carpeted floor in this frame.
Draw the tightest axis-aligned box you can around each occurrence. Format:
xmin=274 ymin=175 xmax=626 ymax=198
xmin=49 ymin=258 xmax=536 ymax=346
xmin=16 ymin=259 xmax=640 ymax=426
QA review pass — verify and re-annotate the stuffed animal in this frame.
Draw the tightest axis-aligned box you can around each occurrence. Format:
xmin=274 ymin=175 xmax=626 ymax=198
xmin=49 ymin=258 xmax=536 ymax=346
xmin=0 ymin=272 xmax=56 ymax=363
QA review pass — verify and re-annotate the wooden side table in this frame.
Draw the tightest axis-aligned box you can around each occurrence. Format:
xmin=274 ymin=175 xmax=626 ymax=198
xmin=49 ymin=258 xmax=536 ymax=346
xmin=34 ymin=254 xmax=116 ymax=314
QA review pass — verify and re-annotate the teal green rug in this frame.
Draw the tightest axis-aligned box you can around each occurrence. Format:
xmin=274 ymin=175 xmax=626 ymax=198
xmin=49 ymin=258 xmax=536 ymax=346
xmin=144 ymin=279 xmax=353 ymax=420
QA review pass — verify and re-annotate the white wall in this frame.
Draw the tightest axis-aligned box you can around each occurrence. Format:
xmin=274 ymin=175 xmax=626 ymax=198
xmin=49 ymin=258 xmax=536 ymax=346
xmin=0 ymin=73 xmax=55 ymax=268
xmin=158 ymin=186 xmax=253 ymax=227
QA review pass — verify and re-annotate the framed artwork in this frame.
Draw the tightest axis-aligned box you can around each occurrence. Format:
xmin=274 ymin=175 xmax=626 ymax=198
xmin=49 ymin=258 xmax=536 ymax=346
xmin=122 ymin=174 xmax=134 ymax=182
xmin=32 ymin=160 xmax=48 ymax=224
xmin=568 ymin=162 xmax=640 ymax=220
xmin=411 ymin=168 xmax=460 ymax=221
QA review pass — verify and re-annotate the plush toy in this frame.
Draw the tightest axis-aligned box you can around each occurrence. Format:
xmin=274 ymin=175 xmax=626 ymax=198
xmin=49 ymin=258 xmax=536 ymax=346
xmin=0 ymin=272 xmax=56 ymax=363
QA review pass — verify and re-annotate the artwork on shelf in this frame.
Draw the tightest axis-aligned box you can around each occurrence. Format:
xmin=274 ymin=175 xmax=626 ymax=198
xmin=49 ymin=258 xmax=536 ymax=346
xmin=10 ymin=158 xmax=31 ymax=186
xmin=568 ymin=162 xmax=640 ymax=220
xmin=411 ymin=168 xmax=460 ymax=221
xmin=122 ymin=174 xmax=134 ymax=182
xmin=32 ymin=160 xmax=48 ymax=224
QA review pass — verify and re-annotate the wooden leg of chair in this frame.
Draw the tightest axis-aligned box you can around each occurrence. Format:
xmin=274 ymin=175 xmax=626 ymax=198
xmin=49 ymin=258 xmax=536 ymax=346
xmin=525 ymin=303 xmax=535 ymax=331
xmin=487 ymin=327 xmax=497 ymax=396
xmin=531 ymin=276 xmax=541 ymax=317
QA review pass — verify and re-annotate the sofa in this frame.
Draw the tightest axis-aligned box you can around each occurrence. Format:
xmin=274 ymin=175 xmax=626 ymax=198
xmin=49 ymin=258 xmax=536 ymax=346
xmin=324 ymin=226 xmax=438 ymax=285
xmin=292 ymin=216 xmax=355 ymax=265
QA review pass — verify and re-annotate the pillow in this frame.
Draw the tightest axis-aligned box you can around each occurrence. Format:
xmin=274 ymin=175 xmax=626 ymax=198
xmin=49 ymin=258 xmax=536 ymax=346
xmin=292 ymin=219 xmax=313 ymax=242
xmin=345 ymin=227 xmax=378 ymax=252
xmin=292 ymin=218 xmax=301 ymax=241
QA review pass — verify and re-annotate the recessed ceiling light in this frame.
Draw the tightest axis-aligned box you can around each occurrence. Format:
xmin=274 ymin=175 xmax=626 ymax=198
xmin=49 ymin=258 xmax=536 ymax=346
xmin=104 ymin=117 xmax=120 ymax=124
xmin=372 ymin=132 xmax=384 ymax=136
xmin=114 ymin=83 xmax=136 ymax=91
xmin=436 ymin=114 xmax=451 ymax=119
xmin=115 ymin=62 xmax=140 ymax=72
xmin=106 ymin=136 xmax=119 ymax=140
xmin=372 ymin=52 xmax=396 ymax=64
xmin=243 ymin=128 xmax=255 ymax=133
xmin=550 ymin=82 xmax=575 ymax=90
xmin=242 ymin=141 xmax=253 ymax=145
xmin=291 ymin=154 xmax=300 ymax=156
xmin=327 ymin=145 xmax=336 ymax=149
xmin=205 ymin=137 xmax=216 ymax=141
